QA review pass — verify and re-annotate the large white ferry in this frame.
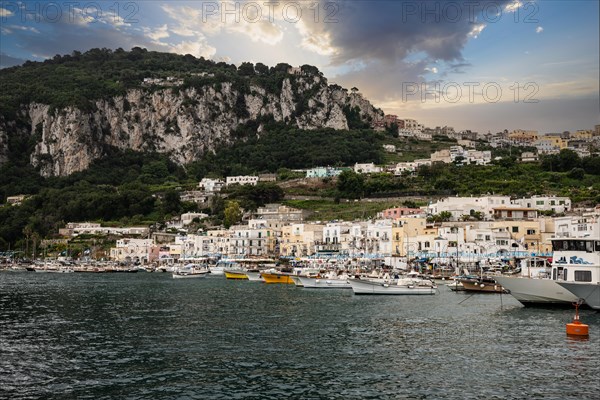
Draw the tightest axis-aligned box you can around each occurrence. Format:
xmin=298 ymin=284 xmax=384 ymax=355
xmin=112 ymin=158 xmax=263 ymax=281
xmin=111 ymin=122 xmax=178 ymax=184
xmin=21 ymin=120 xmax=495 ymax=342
xmin=495 ymin=238 xmax=600 ymax=307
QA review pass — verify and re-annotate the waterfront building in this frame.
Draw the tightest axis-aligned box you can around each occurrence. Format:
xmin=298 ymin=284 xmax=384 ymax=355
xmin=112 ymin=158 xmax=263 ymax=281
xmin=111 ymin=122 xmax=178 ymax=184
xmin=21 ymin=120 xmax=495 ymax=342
xmin=109 ymin=238 xmax=154 ymax=262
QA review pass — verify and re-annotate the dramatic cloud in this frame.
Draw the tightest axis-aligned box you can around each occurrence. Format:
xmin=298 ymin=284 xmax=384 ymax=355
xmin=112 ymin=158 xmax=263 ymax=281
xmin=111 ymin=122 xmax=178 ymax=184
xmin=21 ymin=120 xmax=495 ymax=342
xmin=295 ymin=1 xmax=513 ymax=65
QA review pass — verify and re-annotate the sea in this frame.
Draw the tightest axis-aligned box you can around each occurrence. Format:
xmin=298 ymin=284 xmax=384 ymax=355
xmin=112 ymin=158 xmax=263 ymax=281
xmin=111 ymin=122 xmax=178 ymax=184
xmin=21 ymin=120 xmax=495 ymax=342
xmin=1 ymin=272 xmax=599 ymax=399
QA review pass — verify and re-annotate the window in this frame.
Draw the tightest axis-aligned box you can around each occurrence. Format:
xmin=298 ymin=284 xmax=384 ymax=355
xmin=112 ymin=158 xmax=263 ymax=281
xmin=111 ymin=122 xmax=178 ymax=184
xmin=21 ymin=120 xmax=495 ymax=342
xmin=536 ymin=200 xmax=544 ymax=205
xmin=512 ymin=227 xmax=519 ymax=233
xmin=527 ymin=229 xmax=536 ymax=235
xmin=485 ymin=235 xmax=491 ymax=241
xmin=574 ymin=271 xmax=592 ymax=282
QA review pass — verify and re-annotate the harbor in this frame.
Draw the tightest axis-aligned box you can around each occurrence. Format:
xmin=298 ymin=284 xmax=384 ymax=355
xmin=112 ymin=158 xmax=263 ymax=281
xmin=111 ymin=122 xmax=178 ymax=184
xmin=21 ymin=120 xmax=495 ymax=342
xmin=0 ymin=270 xmax=598 ymax=399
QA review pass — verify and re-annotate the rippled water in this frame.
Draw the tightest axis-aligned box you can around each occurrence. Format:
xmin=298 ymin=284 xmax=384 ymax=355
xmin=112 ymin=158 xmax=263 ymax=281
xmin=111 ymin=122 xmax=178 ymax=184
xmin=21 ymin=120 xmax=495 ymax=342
xmin=1 ymin=271 xmax=599 ymax=399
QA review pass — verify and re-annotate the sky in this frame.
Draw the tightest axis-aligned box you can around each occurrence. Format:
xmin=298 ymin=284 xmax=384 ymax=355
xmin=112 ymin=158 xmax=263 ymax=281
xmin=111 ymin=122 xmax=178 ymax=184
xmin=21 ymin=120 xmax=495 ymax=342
xmin=1 ymin=0 xmax=598 ymax=133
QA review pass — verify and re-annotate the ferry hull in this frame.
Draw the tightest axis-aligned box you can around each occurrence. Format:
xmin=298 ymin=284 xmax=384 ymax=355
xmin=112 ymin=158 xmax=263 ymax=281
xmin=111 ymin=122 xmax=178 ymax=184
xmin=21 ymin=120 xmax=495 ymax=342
xmin=261 ymin=272 xmax=295 ymax=284
xmin=494 ymin=276 xmax=578 ymax=306
xmin=557 ymin=282 xmax=600 ymax=310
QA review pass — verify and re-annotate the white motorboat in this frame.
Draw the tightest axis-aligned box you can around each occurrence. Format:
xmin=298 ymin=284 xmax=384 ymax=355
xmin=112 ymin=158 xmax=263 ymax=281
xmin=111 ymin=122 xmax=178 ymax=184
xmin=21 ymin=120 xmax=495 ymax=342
xmin=172 ymin=264 xmax=209 ymax=279
xmin=557 ymin=282 xmax=600 ymax=310
xmin=298 ymin=271 xmax=351 ymax=289
xmin=350 ymin=272 xmax=437 ymax=295
xmin=496 ymin=240 xmax=600 ymax=307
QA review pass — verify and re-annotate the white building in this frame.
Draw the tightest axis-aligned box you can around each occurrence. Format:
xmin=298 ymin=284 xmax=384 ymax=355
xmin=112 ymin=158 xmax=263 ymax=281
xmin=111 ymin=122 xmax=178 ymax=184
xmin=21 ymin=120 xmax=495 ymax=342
xmin=427 ymin=196 xmax=512 ymax=221
xmin=354 ymin=163 xmax=382 ymax=174
xmin=199 ymin=178 xmax=225 ymax=193
xmin=110 ymin=238 xmax=154 ymax=262
xmin=59 ymin=222 xmax=149 ymax=237
xmin=554 ymin=215 xmax=599 ymax=238
xmin=225 ymin=176 xmax=258 ymax=186
xmin=181 ymin=212 xmax=209 ymax=226
xmin=513 ymin=196 xmax=571 ymax=214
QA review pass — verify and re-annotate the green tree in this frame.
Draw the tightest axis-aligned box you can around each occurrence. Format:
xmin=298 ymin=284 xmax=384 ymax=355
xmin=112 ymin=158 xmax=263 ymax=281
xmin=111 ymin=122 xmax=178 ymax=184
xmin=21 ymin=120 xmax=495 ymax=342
xmin=223 ymin=200 xmax=242 ymax=228
xmin=337 ymin=170 xmax=365 ymax=199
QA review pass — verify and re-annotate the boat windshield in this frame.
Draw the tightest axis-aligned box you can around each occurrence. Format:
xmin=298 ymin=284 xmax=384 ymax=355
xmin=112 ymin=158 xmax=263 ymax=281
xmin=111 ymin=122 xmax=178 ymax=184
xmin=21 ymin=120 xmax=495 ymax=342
xmin=552 ymin=240 xmax=597 ymax=252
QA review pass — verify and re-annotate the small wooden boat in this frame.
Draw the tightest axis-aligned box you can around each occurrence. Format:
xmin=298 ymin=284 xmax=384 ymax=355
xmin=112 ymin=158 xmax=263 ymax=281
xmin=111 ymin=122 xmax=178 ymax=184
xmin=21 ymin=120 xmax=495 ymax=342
xmin=460 ymin=277 xmax=506 ymax=293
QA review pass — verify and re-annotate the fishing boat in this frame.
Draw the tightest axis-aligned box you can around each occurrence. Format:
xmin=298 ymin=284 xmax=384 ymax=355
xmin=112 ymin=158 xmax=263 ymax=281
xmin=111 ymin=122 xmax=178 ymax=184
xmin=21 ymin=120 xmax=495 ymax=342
xmin=224 ymin=269 xmax=249 ymax=280
xmin=261 ymin=270 xmax=295 ymax=284
xmin=349 ymin=272 xmax=437 ymax=295
xmin=495 ymin=239 xmax=600 ymax=307
xmin=297 ymin=271 xmax=351 ymax=289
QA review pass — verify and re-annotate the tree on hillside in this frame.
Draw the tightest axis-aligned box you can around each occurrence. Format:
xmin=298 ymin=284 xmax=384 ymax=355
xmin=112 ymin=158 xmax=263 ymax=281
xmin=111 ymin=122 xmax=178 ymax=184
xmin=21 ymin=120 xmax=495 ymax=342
xmin=223 ymin=200 xmax=242 ymax=228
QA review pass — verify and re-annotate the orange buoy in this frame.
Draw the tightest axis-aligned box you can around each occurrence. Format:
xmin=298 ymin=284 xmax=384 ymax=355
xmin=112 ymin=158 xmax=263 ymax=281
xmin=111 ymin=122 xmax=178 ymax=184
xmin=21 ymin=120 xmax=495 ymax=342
xmin=566 ymin=303 xmax=589 ymax=337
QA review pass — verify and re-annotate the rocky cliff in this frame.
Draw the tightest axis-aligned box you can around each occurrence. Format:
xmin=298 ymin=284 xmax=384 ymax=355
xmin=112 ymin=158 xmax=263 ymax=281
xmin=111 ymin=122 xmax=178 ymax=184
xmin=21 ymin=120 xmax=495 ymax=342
xmin=2 ymin=73 xmax=382 ymax=177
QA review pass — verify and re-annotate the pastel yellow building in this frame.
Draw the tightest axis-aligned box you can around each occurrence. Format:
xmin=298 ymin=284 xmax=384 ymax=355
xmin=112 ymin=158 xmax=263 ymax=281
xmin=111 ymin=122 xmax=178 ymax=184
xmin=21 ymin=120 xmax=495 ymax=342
xmin=492 ymin=218 xmax=554 ymax=253
xmin=509 ymin=129 xmax=539 ymax=144
xmin=280 ymin=223 xmax=323 ymax=257
xmin=391 ymin=218 xmax=436 ymax=256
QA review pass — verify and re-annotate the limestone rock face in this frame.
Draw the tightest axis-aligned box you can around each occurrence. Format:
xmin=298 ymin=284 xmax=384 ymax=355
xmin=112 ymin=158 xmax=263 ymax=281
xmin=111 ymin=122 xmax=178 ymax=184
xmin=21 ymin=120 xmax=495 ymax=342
xmin=5 ymin=74 xmax=382 ymax=176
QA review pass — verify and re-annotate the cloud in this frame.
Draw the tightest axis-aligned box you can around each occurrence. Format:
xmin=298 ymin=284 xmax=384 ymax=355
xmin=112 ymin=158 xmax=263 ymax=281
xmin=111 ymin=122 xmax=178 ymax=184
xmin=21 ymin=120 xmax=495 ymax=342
xmin=0 ymin=7 xmax=14 ymax=17
xmin=171 ymin=39 xmax=216 ymax=59
xmin=0 ymin=53 xmax=26 ymax=69
xmin=161 ymin=3 xmax=283 ymax=46
xmin=536 ymin=26 xmax=544 ymax=34
xmin=504 ymin=1 xmax=523 ymax=13
xmin=469 ymin=24 xmax=486 ymax=39
xmin=146 ymin=24 xmax=170 ymax=42
xmin=293 ymin=1 xmax=513 ymax=66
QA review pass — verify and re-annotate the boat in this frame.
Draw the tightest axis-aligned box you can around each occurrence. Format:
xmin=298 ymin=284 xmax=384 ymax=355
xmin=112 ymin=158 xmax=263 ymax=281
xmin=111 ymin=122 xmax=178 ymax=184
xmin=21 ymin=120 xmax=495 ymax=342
xmin=172 ymin=264 xmax=209 ymax=279
xmin=244 ymin=270 xmax=264 ymax=282
xmin=261 ymin=270 xmax=295 ymax=284
xmin=224 ymin=269 xmax=249 ymax=280
xmin=349 ymin=272 xmax=437 ymax=295
xmin=297 ymin=271 xmax=351 ymax=289
xmin=447 ymin=280 xmax=465 ymax=291
xmin=460 ymin=276 xmax=506 ymax=293
xmin=557 ymin=282 xmax=600 ymax=310
xmin=495 ymin=239 xmax=600 ymax=307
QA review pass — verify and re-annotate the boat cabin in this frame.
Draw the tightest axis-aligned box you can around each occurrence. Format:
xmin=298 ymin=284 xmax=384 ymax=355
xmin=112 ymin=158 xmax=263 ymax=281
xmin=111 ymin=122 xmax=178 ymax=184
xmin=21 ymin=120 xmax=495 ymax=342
xmin=550 ymin=238 xmax=600 ymax=284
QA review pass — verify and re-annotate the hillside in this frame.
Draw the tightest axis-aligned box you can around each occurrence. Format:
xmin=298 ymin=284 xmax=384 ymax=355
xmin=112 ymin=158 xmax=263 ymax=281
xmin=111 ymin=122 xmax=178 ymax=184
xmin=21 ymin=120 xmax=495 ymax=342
xmin=0 ymin=48 xmax=382 ymax=176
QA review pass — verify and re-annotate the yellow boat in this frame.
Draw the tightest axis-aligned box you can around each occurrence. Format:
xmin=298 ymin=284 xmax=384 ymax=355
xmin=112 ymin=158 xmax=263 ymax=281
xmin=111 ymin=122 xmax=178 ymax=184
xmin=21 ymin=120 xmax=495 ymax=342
xmin=224 ymin=270 xmax=248 ymax=280
xmin=261 ymin=272 xmax=295 ymax=284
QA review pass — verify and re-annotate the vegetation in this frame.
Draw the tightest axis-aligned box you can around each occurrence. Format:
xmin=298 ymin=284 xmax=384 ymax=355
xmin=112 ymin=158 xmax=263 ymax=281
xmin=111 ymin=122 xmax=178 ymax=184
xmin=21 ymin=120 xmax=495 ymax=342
xmin=0 ymin=47 xmax=326 ymax=119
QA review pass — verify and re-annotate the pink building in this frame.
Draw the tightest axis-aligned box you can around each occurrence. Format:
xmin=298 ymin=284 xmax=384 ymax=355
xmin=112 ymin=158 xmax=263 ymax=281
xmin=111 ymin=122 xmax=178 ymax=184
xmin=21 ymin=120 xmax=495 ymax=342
xmin=380 ymin=207 xmax=424 ymax=219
